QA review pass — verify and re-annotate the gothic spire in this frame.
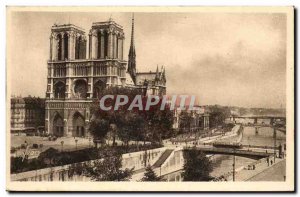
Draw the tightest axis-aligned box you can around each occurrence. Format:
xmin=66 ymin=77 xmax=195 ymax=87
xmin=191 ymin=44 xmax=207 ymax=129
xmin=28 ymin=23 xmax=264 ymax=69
xmin=129 ymin=13 xmax=135 ymax=54
xmin=128 ymin=13 xmax=137 ymax=84
xmin=155 ymin=65 xmax=160 ymax=80
xmin=160 ymin=65 xmax=164 ymax=79
xmin=162 ymin=66 xmax=166 ymax=82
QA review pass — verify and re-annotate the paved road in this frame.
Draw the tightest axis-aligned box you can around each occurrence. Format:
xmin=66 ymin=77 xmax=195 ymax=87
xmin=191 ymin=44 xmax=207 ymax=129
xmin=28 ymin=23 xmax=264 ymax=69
xmin=247 ymin=159 xmax=286 ymax=181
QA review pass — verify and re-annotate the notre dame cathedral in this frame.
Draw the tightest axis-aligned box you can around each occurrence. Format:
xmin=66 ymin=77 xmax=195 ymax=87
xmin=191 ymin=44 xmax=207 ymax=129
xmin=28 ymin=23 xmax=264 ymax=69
xmin=45 ymin=16 xmax=167 ymax=137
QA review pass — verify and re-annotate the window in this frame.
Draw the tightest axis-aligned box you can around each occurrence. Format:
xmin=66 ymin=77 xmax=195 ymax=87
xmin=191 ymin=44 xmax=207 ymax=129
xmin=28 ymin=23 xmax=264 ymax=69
xmin=63 ymin=33 xmax=68 ymax=60
xmin=104 ymin=31 xmax=108 ymax=58
xmin=57 ymin=34 xmax=62 ymax=60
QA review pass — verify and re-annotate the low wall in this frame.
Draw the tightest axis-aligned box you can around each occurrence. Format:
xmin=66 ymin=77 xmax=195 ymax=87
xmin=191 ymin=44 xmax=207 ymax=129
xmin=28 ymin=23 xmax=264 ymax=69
xmin=157 ymin=148 xmax=184 ymax=177
xmin=122 ymin=147 xmax=166 ymax=170
xmin=131 ymin=147 xmax=184 ymax=181
xmin=11 ymin=147 xmax=167 ymax=182
xmin=201 ymin=125 xmax=241 ymax=144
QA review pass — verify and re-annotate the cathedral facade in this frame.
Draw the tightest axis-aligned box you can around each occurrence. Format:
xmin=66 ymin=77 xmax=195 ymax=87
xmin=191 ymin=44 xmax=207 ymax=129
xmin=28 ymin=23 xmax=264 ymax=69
xmin=45 ymin=17 xmax=166 ymax=137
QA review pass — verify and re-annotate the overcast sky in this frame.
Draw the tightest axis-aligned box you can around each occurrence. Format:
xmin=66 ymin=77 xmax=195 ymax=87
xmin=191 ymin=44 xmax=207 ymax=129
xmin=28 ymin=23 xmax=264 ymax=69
xmin=8 ymin=12 xmax=286 ymax=108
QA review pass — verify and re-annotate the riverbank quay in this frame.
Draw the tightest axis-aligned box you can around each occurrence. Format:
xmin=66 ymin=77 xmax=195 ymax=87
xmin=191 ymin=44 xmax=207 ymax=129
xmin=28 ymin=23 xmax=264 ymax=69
xmin=200 ymin=125 xmax=243 ymax=144
xmin=237 ymin=157 xmax=285 ymax=181
xmin=10 ymin=147 xmax=185 ymax=182
xmin=214 ymin=157 xmax=285 ymax=182
xmin=246 ymin=159 xmax=286 ymax=181
xmin=11 ymin=147 xmax=167 ymax=181
xmin=163 ymin=125 xmax=243 ymax=147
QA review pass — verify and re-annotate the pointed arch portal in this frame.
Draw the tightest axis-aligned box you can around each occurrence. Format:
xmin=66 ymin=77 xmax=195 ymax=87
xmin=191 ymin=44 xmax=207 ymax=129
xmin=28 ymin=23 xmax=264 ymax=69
xmin=53 ymin=114 xmax=64 ymax=137
xmin=72 ymin=112 xmax=85 ymax=137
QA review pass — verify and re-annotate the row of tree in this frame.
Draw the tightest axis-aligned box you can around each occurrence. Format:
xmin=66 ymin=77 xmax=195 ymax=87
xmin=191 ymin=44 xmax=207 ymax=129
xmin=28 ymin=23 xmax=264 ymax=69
xmin=178 ymin=105 xmax=232 ymax=133
xmin=89 ymin=87 xmax=174 ymax=147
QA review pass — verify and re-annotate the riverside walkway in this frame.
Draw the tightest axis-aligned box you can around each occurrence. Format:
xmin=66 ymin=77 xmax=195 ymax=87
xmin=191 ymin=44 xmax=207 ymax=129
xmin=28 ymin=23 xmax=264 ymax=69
xmin=246 ymin=159 xmax=286 ymax=181
xmin=235 ymin=158 xmax=285 ymax=181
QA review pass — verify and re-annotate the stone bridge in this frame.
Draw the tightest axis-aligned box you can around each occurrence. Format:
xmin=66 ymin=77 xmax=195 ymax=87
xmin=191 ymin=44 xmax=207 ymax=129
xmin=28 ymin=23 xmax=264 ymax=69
xmin=229 ymin=115 xmax=286 ymax=126
xmin=241 ymin=124 xmax=286 ymax=134
xmin=186 ymin=146 xmax=274 ymax=160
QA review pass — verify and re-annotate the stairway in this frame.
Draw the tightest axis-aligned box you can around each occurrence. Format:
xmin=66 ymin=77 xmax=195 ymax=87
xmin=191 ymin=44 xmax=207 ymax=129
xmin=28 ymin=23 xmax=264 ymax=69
xmin=152 ymin=149 xmax=174 ymax=168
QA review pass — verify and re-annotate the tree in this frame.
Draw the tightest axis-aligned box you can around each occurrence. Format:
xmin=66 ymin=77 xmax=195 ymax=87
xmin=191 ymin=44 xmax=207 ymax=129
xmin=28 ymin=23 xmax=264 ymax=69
xmin=127 ymin=112 xmax=145 ymax=147
xmin=182 ymin=149 xmax=213 ymax=181
xmin=141 ymin=165 xmax=161 ymax=181
xmin=179 ymin=111 xmax=194 ymax=133
xmin=11 ymin=156 xmax=26 ymax=173
xmin=153 ymin=106 xmax=174 ymax=140
xmin=208 ymin=105 xmax=231 ymax=128
xmin=89 ymin=109 xmax=110 ymax=147
xmin=89 ymin=86 xmax=174 ymax=146
xmin=83 ymin=150 xmax=133 ymax=181
xmin=38 ymin=147 xmax=60 ymax=166
xmin=114 ymin=110 xmax=144 ymax=148
xmin=89 ymin=87 xmax=143 ymax=147
xmin=141 ymin=101 xmax=174 ymax=143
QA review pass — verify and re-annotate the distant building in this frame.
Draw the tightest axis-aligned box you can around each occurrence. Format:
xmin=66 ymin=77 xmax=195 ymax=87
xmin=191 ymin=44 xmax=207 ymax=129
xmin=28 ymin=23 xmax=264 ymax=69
xmin=135 ymin=67 xmax=166 ymax=96
xmin=173 ymin=106 xmax=209 ymax=131
xmin=11 ymin=96 xmax=45 ymax=133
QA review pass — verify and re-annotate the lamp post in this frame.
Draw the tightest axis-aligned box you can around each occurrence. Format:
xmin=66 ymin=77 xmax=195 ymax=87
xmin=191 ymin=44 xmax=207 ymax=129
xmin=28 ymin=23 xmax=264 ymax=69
xmin=159 ymin=133 xmax=162 ymax=145
xmin=273 ymin=127 xmax=277 ymax=163
xmin=148 ymin=122 xmax=152 ymax=145
xmin=61 ymin=141 xmax=64 ymax=152
xmin=144 ymin=149 xmax=147 ymax=167
xmin=232 ymin=148 xmax=236 ymax=182
xmin=75 ymin=139 xmax=78 ymax=151
xmin=22 ymin=141 xmax=29 ymax=162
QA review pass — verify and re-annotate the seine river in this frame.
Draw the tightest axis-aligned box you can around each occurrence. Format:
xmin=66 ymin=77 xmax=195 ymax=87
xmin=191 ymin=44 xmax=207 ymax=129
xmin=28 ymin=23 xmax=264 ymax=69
xmin=166 ymin=126 xmax=286 ymax=181
xmin=210 ymin=127 xmax=286 ymax=178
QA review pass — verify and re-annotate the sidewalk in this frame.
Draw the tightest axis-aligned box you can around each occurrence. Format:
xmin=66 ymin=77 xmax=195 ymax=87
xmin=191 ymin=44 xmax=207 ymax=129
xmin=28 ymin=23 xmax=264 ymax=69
xmin=246 ymin=159 xmax=286 ymax=181
xmin=226 ymin=158 xmax=285 ymax=181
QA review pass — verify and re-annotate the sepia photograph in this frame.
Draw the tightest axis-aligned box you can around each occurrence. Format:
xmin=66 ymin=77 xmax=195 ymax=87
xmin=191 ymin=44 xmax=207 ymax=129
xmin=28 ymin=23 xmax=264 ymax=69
xmin=6 ymin=6 xmax=294 ymax=192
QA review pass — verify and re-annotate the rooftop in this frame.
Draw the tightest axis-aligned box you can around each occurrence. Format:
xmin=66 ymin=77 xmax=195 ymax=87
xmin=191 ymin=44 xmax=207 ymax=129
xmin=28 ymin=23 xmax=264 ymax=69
xmin=51 ymin=24 xmax=85 ymax=34
xmin=92 ymin=19 xmax=123 ymax=30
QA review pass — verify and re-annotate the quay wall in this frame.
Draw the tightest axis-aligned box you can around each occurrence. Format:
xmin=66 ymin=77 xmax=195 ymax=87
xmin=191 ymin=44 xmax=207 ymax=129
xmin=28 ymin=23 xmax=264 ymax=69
xmin=11 ymin=147 xmax=167 ymax=181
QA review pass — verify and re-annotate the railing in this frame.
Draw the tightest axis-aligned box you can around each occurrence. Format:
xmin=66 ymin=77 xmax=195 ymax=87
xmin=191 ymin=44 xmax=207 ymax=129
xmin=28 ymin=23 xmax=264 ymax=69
xmin=186 ymin=146 xmax=272 ymax=157
xmin=48 ymin=60 xmax=127 ymax=78
xmin=242 ymin=145 xmax=279 ymax=150
xmin=46 ymin=98 xmax=93 ymax=101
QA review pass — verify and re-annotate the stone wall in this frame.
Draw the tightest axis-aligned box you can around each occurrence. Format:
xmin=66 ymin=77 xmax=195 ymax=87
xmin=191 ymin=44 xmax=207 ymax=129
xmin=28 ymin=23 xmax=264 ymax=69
xmin=11 ymin=147 xmax=166 ymax=182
